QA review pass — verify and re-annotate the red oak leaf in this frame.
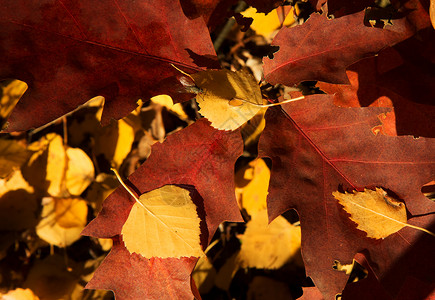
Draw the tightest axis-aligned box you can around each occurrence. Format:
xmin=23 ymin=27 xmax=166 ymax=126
xmin=263 ymin=8 xmax=428 ymax=86
xmin=259 ymin=95 xmax=435 ymax=299
xmin=82 ymin=118 xmax=243 ymax=243
xmin=317 ymin=28 xmax=435 ymax=138
xmin=85 ymin=236 xmax=201 ymax=299
xmin=0 ymin=0 xmax=217 ymax=132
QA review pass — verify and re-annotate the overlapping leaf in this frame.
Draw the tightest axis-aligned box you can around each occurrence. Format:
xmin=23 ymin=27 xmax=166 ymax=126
xmin=0 ymin=0 xmax=217 ymax=132
xmin=263 ymin=7 xmax=428 ymax=86
xmin=82 ymin=119 xmax=243 ymax=298
xmin=259 ymin=95 xmax=435 ymax=299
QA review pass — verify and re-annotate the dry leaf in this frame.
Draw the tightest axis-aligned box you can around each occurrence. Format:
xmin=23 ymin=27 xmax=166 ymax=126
xmin=43 ymin=134 xmax=67 ymax=197
xmin=241 ymin=7 xmax=295 ymax=39
xmin=237 ymin=210 xmax=301 ymax=269
xmin=0 ymin=80 xmax=27 ymax=124
xmin=151 ymin=95 xmax=189 ymax=121
xmin=0 ymin=170 xmax=38 ymax=231
xmin=85 ymin=173 xmax=119 ymax=213
xmin=192 ymin=255 xmax=217 ymax=294
xmin=192 ymin=69 xmax=265 ymax=131
xmin=333 ymin=188 xmax=407 ymax=239
xmin=65 ymin=147 xmax=95 ymax=195
xmin=36 ymin=197 xmax=88 ymax=247
xmin=94 ymin=119 xmax=135 ymax=168
xmin=0 ymin=288 xmax=40 ymax=300
xmin=431 ymin=0 xmax=435 ymax=29
xmin=121 ymin=185 xmax=203 ymax=258
xmin=235 ymin=158 xmax=270 ymax=215
xmin=23 ymin=254 xmax=81 ymax=300
xmin=0 ymin=139 xmax=31 ymax=178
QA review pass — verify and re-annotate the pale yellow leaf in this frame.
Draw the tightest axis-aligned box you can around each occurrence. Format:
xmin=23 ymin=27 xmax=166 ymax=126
xmin=94 ymin=119 xmax=134 ymax=168
xmin=241 ymin=7 xmax=295 ymax=38
xmin=333 ymin=188 xmax=407 ymax=239
xmin=237 ymin=210 xmax=301 ymax=269
xmin=192 ymin=69 xmax=265 ymax=131
xmin=66 ymin=148 xmax=95 ymax=195
xmin=0 ymin=80 xmax=27 ymax=123
xmin=44 ymin=134 xmax=67 ymax=197
xmin=235 ymin=158 xmax=270 ymax=215
xmin=36 ymin=197 xmax=87 ymax=247
xmin=192 ymin=255 xmax=217 ymax=294
xmin=0 ymin=139 xmax=31 ymax=178
xmin=0 ymin=288 xmax=40 ymax=300
xmin=431 ymin=0 xmax=435 ymax=29
xmin=121 ymin=185 xmax=202 ymax=258
xmin=0 ymin=170 xmax=37 ymax=231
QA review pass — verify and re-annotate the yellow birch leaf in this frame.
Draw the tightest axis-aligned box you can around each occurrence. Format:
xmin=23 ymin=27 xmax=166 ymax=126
xmin=0 ymin=139 xmax=31 ymax=178
xmin=241 ymin=7 xmax=295 ymax=38
xmin=0 ymin=288 xmax=40 ymax=300
xmin=151 ymin=95 xmax=189 ymax=121
xmin=431 ymin=0 xmax=435 ymax=29
xmin=0 ymin=170 xmax=37 ymax=231
xmin=65 ymin=148 xmax=95 ymax=196
xmin=192 ymin=255 xmax=217 ymax=294
xmin=36 ymin=197 xmax=87 ymax=247
xmin=94 ymin=119 xmax=134 ymax=168
xmin=0 ymin=80 xmax=27 ymax=123
xmin=333 ymin=188 xmax=408 ymax=239
xmin=121 ymin=185 xmax=202 ymax=258
xmin=191 ymin=69 xmax=265 ymax=131
xmin=235 ymin=158 xmax=270 ymax=215
xmin=44 ymin=134 xmax=67 ymax=197
xmin=237 ymin=210 xmax=301 ymax=269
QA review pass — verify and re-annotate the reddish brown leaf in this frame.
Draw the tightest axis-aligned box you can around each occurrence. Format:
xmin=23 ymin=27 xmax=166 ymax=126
xmin=317 ymin=28 xmax=435 ymax=138
xmin=0 ymin=0 xmax=217 ymax=132
xmin=258 ymin=94 xmax=435 ymax=299
xmin=263 ymin=9 xmax=427 ymax=86
xmin=85 ymin=236 xmax=200 ymax=299
xmin=82 ymin=118 xmax=244 ymax=243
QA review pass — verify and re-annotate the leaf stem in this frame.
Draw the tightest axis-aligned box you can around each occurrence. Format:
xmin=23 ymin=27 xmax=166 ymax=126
xmin=232 ymin=96 xmax=305 ymax=107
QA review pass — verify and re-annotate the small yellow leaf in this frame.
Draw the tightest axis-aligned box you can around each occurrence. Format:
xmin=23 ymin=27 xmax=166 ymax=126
xmin=333 ymin=188 xmax=407 ymax=239
xmin=0 ymin=288 xmax=40 ymax=300
xmin=121 ymin=185 xmax=203 ymax=258
xmin=0 ymin=139 xmax=31 ymax=178
xmin=237 ymin=210 xmax=301 ymax=269
xmin=65 ymin=148 xmax=94 ymax=196
xmin=192 ymin=255 xmax=217 ymax=294
xmin=45 ymin=134 xmax=67 ymax=197
xmin=36 ymin=197 xmax=88 ymax=247
xmin=0 ymin=80 xmax=27 ymax=124
xmin=241 ymin=7 xmax=295 ymax=38
xmin=430 ymin=0 xmax=435 ymax=29
xmin=192 ymin=69 xmax=265 ymax=131
xmin=235 ymin=158 xmax=270 ymax=215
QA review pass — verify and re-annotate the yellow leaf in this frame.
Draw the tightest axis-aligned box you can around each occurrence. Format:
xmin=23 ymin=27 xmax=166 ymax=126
xmin=237 ymin=210 xmax=301 ymax=269
xmin=121 ymin=185 xmax=203 ymax=258
xmin=192 ymin=255 xmax=217 ymax=294
xmin=0 ymin=170 xmax=38 ymax=231
xmin=241 ymin=7 xmax=295 ymax=38
xmin=0 ymin=80 xmax=27 ymax=124
xmin=85 ymin=173 xmax=119 ymax=213
xmin=66 ymin=148 xmax=94 ymax=196
xmin=151 ymin=95 xmax=189 ymax=121
xmin=0 ymin=288 xmax=40 ymax=300
xmin=36 ymin=197 xmax=88 ymax=247
xmin=332 ymin=188 xmax=435 ymax=239
xmin=94 ymin=119 xmax=134 ymax=168
xmin=0 ymin=139 xmax=31 ymax=178
xmin=431 ymin=0 xmax=435 ymax=29
xmin=235 ymin=158 xmax=270 ymax=215
xmin=191 ymin=69 xmax=265 ymax=131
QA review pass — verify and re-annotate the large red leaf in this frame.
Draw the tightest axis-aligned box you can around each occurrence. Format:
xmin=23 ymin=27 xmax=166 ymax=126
xmin=82 ymin=119 xmax=243 ymax=298
xmin=86 ymin=236 xmax=200 ymax=299
xmin=83 ymin=118 xmax=243 ymax=240
xmin=0 ymin=0 xmax=217 ymax=132
xmin=263 ymin=7 xmax=429 ymax=86
xmin=259 ymin=95 xmax=435 ymax=299
xmin=317 ymin=28 xmax=435 ymax=138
